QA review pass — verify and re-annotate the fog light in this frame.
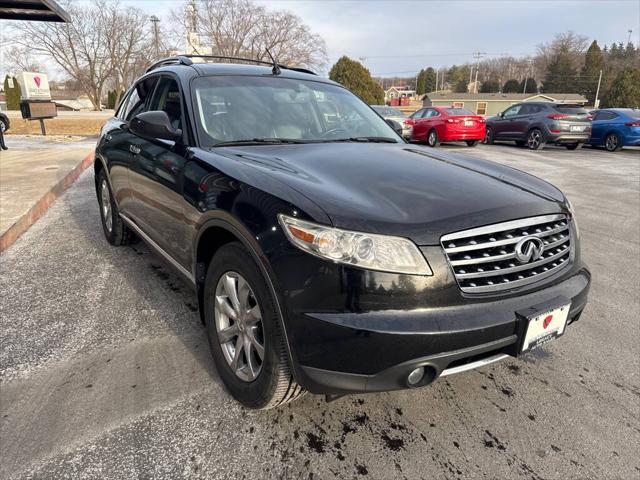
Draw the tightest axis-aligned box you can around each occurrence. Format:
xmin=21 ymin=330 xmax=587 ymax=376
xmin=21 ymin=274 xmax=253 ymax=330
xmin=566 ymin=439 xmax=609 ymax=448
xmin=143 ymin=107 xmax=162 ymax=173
xmin=407 ymin=367 xmax=425 ymax=386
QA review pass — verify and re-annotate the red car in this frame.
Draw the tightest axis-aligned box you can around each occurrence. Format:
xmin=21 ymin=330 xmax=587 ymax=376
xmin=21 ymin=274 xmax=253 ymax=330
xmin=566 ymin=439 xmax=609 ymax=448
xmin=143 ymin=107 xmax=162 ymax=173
xmin=404 ymin=106 xmax=486 ymax=147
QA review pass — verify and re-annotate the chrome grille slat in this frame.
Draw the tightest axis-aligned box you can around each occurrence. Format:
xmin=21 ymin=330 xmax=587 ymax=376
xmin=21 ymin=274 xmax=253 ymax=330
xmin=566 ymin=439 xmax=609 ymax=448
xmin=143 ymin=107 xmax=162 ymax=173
xmin=441 ymin=214 xmax=572 ymax=294
xmin=443 ymin=224 xmax=569 ymax=253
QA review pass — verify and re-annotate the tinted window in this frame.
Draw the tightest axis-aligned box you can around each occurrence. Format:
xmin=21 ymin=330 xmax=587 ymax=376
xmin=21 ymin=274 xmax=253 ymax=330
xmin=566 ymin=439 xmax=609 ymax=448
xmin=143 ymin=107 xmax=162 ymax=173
xmin=503 ymin=105 xmax=522 ymax=117
xmin=553 ymin=105 xmax=588 ymax=115
xmin=373 ymin=106 xmax=406 ymax=117
xmin=426 ymin=109 xmax=440 ymax=117
xmin=122 ymin=88 xmax=142 ymax=121
xmin=410 ymin=109 xmax=426 ymax=119
xmin=596 ymin=111 xmax=618 ymax=121
xmin=445 ymin=108 xmax=475 ymax=116
xmin=149 ymin=77 xmax=184 ymax=131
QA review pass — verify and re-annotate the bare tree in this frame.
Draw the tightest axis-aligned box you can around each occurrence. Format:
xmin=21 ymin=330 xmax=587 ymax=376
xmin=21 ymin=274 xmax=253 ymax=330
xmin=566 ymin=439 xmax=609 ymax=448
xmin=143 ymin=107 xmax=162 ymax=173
xmin=13 ymin=2 xmax=113 ymax=110
xmin=4 ymin=45 xmax=44 ymax=73
xmin=101 ymin=2 xmax=155 ymax=107
xmin=175 ymin=0 xmax=327 ymax=71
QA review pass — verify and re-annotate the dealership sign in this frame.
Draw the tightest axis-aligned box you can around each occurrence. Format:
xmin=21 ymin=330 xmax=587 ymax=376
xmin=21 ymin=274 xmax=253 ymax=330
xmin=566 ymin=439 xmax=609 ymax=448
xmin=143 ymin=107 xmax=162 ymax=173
xmin=18 ymin=72 xmax=51 ymax=100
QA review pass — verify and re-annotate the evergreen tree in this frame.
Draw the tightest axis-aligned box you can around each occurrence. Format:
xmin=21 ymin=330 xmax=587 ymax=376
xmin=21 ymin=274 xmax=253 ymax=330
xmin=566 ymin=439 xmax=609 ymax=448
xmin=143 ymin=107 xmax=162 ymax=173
xmin=416 ymin=69 xmax=426 ymax=95
xmin=3 ymin=75 xmax=21 ymax=110
xmin=520 ymin=77 xmax=538 ymax=93
xmin=502 ymin=79 xmax=521 ymax=93
xmin=542 ymin=50 xmax=578 ymax=92
xmin=423 ymin=67 xmax=436 ymax=93
xmin=329 ymin=56 xmax=384 ymax=105
xmin=479 ymin=79 xmax=500 ymax=93
xmin=580 ymin=41 xmax=604 ymax=104
xmin=603 ymin=67 xmax=640 ymax=108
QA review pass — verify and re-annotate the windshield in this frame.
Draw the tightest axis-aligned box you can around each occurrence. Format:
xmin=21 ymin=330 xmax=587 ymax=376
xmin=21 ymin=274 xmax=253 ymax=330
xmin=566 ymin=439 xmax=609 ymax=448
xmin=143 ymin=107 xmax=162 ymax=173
xmin=445 ymin=108 xmax=475 ymax=116
xmin=192 ymin=75 xmax=401 ymax=147
xmin=372 ymin=106 xmax=406 ymax=118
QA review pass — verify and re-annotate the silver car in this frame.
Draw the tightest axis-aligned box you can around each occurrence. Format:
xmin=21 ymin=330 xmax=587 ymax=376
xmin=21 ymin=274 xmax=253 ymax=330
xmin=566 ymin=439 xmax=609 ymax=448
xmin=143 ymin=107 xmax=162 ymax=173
xmin=371 ymin=105 xmax=411 ymax=138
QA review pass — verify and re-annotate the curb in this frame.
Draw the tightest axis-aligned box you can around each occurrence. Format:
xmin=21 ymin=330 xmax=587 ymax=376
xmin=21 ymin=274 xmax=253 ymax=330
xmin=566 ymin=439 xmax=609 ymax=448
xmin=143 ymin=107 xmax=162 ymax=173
xmin=0 ymin=151 xmax=95 ymax=253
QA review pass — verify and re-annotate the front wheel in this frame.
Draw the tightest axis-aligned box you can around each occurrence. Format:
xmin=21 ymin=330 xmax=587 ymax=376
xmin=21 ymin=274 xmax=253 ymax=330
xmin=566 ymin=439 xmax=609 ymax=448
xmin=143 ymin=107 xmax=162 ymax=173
xmin=527 ymin=129 xmax=545 ymax=150
xmin=204 ymin=242 xmax=305 ymax=409
xmin=427 ymin=129 xmax=440 ymax=147
xmin=466 ymin=140 xmax=479 ymax=147
xmin=483 ymin=127 xmax=494 ymax=145
xmin=605 ymin=133 xmax=622 ymax=152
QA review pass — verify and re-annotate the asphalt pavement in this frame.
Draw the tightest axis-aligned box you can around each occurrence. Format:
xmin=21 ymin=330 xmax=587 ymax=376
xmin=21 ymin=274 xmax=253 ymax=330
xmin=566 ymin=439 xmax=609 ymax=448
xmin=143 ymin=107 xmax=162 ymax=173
xmin=0 ymin=143 xmax=638 ymax=479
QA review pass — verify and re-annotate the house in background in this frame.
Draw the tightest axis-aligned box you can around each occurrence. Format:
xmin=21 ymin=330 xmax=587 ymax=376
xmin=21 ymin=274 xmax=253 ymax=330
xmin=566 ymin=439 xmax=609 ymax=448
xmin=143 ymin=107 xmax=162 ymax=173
xmin=385 ymin=86 xmax=416 ymax=106
xmin=422 ymin=92 xmax=588 ymax=116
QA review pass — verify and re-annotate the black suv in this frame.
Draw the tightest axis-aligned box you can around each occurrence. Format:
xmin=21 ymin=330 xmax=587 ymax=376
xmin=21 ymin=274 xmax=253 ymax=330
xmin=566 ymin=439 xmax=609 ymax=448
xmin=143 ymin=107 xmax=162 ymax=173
xmin=485 ymin=102 xmax=591 ymax=150
xmin=95 ymin=56 xmax=590 ymax=409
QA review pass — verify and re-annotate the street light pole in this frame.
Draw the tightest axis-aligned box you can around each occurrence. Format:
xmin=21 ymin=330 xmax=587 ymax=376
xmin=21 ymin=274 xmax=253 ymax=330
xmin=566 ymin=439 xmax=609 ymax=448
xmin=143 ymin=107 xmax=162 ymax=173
xmin=594 ymin=69 xmax=603 ymax=109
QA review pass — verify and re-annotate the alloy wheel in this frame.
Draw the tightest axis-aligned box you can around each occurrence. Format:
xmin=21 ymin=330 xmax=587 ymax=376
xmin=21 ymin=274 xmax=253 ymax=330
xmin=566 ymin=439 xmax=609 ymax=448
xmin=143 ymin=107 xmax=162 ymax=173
xmin=606 ymin=134 xmax=618 ymax=151
xmin=527 ymin=130 xmax=541 ymax=149
xmin=100 ymin=179 xmax=113 ymax=233
xmin=484 ymin=127 xmax=492 ymax=144
xmin=428 ymin=131 xmax=436 ymax=146
xmin=214 ymin=271 xmax=265 ymax=382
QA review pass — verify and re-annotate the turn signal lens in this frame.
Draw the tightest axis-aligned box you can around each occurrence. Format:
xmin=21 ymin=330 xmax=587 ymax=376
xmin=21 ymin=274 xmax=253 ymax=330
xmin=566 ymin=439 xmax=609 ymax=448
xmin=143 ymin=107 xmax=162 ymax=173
xmin=278 ymin=214 xmax=432 ymax=275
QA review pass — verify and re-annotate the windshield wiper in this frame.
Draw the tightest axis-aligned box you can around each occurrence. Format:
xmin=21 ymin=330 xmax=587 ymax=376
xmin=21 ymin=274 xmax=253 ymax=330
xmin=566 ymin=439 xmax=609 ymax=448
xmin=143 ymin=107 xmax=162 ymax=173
xmin=212 ymin=138 xmax=308 ymax=147
xmin=323 ymin=136 xmax=399 ymax=143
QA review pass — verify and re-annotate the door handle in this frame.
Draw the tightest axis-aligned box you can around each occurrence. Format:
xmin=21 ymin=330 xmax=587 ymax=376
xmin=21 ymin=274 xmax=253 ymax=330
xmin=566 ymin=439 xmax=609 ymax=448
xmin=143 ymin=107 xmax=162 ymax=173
xmin=129 ymin=145 xmax=141 ymax=155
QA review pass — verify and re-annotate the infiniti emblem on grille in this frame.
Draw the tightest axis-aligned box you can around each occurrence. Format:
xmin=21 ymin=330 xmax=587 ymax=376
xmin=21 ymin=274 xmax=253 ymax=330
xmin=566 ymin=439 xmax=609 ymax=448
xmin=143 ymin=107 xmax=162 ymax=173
xmin=514 ymin=236 xmax=545 ymax=264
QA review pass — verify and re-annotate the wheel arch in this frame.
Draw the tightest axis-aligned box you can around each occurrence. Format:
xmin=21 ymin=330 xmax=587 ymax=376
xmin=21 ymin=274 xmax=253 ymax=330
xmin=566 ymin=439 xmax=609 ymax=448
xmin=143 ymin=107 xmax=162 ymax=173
xmin=193 ymin=216 xmax=301 ymax=379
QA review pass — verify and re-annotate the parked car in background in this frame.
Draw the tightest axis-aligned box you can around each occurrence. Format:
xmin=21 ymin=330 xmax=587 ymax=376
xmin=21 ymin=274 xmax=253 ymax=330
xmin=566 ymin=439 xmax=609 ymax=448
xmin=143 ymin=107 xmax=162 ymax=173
xmin=0 ymin=112 xmax=10 ymax=134
xmin=405 ymin=106 xmax=485 ymax=147
xmin=588 ymin=108 xmax=640 ymax=151
xmin=371 ymin=105 xmax=411 ymax=138
xmin=485 ymin=102 xmax=591 ymax=150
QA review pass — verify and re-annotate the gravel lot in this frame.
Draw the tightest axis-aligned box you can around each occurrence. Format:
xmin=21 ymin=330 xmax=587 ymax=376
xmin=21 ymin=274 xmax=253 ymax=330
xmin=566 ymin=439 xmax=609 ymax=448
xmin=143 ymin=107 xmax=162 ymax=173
xmin=1 ymin=143 xmax=638 ymax=479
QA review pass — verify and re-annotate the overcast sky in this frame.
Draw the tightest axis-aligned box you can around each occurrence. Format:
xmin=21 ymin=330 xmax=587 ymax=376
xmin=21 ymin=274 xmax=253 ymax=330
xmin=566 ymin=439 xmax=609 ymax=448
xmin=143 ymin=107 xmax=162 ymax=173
xmin=2 ymin=0 xmax=638 ymax=80
xmin=123 ymin=0 xmax=640 ymax=76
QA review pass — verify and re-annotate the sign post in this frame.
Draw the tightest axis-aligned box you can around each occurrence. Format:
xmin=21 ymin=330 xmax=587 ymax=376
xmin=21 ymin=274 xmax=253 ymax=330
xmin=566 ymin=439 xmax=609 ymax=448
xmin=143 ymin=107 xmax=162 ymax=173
xmin=17 ymin=72 xmax=57 ymax=135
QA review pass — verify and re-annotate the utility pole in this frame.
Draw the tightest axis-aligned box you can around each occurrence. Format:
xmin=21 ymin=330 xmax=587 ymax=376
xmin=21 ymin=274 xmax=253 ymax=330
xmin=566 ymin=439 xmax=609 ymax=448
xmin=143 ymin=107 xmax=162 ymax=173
xmin=472 ymin=51 xmax=486 ymax=94
xmin=150 ymin=15 xmax=160 ymax=58
xmin=627 ymin=29 xmax=633 ymax=44
xmin=594 ymin=69 xmax=603 ymax=109
xmin=435 ymin=69 xmax=439 ymax=93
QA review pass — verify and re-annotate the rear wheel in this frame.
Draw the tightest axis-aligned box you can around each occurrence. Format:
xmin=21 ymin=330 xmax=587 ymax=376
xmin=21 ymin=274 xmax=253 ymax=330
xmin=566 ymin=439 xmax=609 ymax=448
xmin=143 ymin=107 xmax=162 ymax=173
xmin=204 ymin=242 xmax=305 ymax=409
xmin=565 ymin=143 xmax=581 ymax=150
xmin=466 ymin=140 xmax=478 ymax=147
xmin=483 ymin=127 xmax=494 ymax=145
xmin=97 ymin=169 xmax=135 ymax=246
xmin=527 ymin=129 xmax=545 ymax=150
xmin=427 ymin=129 xmax=440 ymax=147
xmin=605 ymin=133 xmax=622 ymax=152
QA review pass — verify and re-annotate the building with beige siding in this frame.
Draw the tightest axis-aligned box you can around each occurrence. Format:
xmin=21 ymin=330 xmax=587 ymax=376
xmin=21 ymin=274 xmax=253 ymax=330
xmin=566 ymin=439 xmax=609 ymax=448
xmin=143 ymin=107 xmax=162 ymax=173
xmin=422 ymin=93 xmax=588 ymax=117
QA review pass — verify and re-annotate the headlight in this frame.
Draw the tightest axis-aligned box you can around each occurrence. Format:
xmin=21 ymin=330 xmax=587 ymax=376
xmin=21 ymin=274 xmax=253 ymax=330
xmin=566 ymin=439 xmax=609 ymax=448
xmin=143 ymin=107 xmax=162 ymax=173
xmin=278 ymin=214 xmax=432 ymax=275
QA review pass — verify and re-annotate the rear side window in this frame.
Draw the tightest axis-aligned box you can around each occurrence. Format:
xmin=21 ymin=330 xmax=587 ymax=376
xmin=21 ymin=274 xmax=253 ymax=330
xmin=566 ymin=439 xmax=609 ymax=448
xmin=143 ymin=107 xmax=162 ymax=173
xmin=445 ymin=108 xmax=475 ymax=116
xmin=553 ymin=105 xmax=588 ymax=115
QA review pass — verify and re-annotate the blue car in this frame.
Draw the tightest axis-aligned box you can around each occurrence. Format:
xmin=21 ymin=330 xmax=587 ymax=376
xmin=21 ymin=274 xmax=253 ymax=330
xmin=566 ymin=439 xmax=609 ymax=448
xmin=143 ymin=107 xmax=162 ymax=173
xmin=589 ymin=108 xmax=640 ymax=151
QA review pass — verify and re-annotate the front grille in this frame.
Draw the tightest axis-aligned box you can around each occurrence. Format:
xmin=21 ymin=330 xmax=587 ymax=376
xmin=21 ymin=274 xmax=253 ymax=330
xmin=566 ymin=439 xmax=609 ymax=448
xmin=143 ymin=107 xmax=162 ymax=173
xmin=441 ymin=214 xmax=572 ymax=294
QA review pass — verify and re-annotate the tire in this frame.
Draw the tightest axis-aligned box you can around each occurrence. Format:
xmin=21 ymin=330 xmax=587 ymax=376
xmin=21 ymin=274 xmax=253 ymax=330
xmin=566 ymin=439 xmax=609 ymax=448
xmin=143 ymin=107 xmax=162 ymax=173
xmin=483 ymin=127 xmax=494 ymax=145
xmin=97 ymin=169 xmax=135 ymax=246
xmin=466 ymin=140 xmax=478 ymax=147
xmin=203 ymin=242 xmax=305 ymax=409
xmin=527 ymin=128 xmax=546 ymax=150
xmin=565 ymin=143 xmax=581 ymax=150
xmin=515 ymin=140 xmax=526 ymax=147
xmin=605 ymin=133 xmax=622 ymax=152
xmin=427 ymin=129 xmax=440 ymax=147
xmin=0 ymin=119 xmax=6 ymax=133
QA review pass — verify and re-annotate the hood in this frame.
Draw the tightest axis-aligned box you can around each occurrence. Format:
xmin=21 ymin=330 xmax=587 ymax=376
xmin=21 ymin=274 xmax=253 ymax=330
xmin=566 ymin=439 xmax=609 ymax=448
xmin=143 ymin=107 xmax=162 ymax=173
xmin=211 ymin=143 xmax=566 ymax=245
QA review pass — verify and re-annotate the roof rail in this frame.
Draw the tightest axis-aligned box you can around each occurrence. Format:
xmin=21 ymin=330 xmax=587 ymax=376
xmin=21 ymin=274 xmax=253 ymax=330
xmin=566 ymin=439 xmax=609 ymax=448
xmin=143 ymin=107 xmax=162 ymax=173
xmin=145 ymin=54 xmax=316 ymax=75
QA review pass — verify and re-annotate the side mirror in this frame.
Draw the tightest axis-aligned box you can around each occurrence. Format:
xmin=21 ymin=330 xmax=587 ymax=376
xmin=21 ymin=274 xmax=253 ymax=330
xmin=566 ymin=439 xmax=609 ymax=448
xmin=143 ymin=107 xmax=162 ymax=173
xmin=130 ymin=111 xmax=182 ymax=142
xmin=386 ymin=118 xmax=403 ymax=136
xmin=498 ymin=112 xmax=504 ymax=118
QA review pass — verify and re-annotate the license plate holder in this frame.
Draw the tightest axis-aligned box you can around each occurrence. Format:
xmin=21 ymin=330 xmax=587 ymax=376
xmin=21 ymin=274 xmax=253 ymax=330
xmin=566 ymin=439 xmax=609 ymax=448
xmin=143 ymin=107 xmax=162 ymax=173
xmin=570 ymin=125 xmax=583 ymax=132
xmin=517 ymin=297 xmax=571 ymax=353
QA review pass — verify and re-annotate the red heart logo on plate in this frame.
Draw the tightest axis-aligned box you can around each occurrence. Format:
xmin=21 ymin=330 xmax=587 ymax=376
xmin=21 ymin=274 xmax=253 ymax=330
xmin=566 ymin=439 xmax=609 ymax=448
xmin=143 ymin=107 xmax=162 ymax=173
xmin=34 ymin=76 xmax=41 ymax=88
xmin=543 ymin=315 xmax=553 ymax=329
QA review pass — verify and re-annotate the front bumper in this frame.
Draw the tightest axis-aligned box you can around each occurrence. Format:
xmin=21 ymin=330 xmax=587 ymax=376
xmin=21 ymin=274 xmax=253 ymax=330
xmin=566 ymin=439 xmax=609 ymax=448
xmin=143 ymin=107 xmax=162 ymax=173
xmin=283 ymin=261 xmax=590 ymax=395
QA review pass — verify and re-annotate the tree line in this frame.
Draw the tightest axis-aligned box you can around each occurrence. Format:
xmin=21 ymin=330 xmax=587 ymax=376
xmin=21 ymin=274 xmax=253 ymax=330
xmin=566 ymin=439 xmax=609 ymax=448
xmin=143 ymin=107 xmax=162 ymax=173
xmin=4 ymin=0 xmax=327 ymax=111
